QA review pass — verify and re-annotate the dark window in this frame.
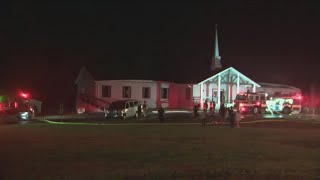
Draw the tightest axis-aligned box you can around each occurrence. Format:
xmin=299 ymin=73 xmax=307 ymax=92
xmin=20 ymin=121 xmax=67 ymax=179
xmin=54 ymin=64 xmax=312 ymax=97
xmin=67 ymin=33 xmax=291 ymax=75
xmin=236 ymin=94 xmax=247 ymax=100
xmin=102 ymin=85 xmax=111 ymax=97
xmin=186 ymin=88 xmax=191 ymax=100
xmin=161 ymin=88 xmax=169 ymax=99
xmin=290 ymin=92 xmax=297 ymax=96
xmin=129 ymin=102 xmax=134 ymax=107
xmin=142 ymin=87 xmax=151 ymax=99
xmin=260 ymin=95 xmax=266 ymax=101
xmin=122 ymin=86 xmax=131 ymax=98
xmin=274 ymin=92 xmax=282 ymax=96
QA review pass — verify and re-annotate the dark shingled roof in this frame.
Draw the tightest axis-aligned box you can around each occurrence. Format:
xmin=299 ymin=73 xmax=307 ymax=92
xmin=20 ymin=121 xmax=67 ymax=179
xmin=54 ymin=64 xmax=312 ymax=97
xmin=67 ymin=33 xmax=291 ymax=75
xmin=83 ymin=64 xmax=230 ymax=84
xmin=78 ymin=65 xmax=263 ymax=85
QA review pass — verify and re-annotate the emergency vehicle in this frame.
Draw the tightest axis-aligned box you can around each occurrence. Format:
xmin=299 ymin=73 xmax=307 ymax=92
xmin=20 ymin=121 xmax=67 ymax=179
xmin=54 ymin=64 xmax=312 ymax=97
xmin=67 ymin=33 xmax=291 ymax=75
xmin=234 ymin=92 xmax=267 ymax=115
xmin=234 ymin=92 xmax=302 ymax=115
xmin=0 ymin=91 xmax=35 ymax=121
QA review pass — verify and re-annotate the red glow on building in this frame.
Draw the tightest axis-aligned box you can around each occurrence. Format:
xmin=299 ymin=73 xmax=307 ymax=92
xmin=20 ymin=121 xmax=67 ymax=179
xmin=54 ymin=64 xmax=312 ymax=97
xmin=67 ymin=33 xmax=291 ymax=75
xmin=256 ymin=101 xmax=261 ymax=106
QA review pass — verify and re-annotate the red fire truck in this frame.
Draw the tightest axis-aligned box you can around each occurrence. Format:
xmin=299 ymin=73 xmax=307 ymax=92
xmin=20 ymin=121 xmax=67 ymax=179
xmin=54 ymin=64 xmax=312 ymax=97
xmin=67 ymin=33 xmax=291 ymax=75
xmin=0 ymin=91 xmax=35 ymax=122
xmin=234 ymin=92 xmax=267 ymax=115
xmin=234 ymin=92 xmax=302 ymax=115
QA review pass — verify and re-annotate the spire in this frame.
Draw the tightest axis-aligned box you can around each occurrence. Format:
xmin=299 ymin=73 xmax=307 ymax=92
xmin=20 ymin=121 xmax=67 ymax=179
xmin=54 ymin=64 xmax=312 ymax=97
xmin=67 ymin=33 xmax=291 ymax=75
xmin=211 ymin=24 xmax=222 ymax=71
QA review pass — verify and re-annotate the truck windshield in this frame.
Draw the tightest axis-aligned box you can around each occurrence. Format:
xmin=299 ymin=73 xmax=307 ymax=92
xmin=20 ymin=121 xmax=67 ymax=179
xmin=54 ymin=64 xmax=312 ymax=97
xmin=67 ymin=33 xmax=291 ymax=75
xmin=236 ymin=94 xmax=247 ymax=100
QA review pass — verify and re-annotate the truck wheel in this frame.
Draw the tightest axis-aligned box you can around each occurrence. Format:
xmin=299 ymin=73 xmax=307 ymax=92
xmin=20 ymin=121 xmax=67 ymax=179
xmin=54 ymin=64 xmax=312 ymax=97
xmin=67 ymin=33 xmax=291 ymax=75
xmin=122 ymin=114 xmax=126 ymax=120
xmin=283 ymin=106 xmax=291 ymax=115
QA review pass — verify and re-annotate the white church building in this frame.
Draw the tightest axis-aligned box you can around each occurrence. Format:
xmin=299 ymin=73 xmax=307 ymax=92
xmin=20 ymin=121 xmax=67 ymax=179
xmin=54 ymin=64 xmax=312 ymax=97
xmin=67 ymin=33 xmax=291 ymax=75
xmin=75 ymin=25 xmax=301 ymax=112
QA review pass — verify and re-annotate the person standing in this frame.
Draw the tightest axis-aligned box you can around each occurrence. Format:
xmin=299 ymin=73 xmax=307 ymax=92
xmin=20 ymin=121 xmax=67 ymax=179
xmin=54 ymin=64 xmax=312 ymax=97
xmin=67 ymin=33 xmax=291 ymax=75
xmin=203 ymin=99 xmax=208 ymax=118
xmin=193 ymin=103 xmax=199 ymax=120
xmin=137 ymin=103 xmax=142 ymax=118
xmin=219 ymin=103 xmax=225 ymax=123
xmin=142 ymin=101 xmax=148 ymax=117
xmin=228 ymin=107 xmax=235 ymax=128
xmin=158 ymin=106 xmax=165 ymax=123
xmin=235 ymin=109 xmax=242 ymax=128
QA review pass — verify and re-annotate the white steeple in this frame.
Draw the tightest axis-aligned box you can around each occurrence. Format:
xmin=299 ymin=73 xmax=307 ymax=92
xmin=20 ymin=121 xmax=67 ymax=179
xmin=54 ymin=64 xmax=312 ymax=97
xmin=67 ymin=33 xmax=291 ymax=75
xmin=211 ymin=24 xmax=222 ymax=71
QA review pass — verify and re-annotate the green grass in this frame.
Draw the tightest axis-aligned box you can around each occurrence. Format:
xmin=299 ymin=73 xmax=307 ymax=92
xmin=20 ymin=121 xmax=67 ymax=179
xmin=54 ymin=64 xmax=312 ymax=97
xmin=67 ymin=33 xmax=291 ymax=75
xmin=0 ymin=121 xmax=319 ymax=179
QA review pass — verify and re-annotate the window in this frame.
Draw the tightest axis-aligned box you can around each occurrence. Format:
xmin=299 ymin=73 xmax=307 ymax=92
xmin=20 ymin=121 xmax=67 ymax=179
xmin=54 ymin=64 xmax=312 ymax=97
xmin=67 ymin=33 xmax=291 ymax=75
xmin=122 ymin=86 xmax=131 ymax=98
xmin=102 ymin=85 xmax=111 ymax=97
xmin=290 ymin=92 xmax=297 ymax=96
xmin=161 ymin=88 xmax=169 ymax=99
xmin=260 ymin=95 xmax=266 ymax=101
xmin=142 ymin=87 xmax=151 ymax=99
xmin=129 ymin=102 xmax=134 ymax=107
xmin=186 ymin=88 xmax=191 ymax=100
xmin=274 ymin=92 xmax=282 ymax=97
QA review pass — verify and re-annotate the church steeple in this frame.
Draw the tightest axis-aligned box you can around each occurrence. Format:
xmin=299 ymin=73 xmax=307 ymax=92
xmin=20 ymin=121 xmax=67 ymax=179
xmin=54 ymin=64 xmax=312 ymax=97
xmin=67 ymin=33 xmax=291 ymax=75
xmin=211 ymin=24 xmax=222 ymax=71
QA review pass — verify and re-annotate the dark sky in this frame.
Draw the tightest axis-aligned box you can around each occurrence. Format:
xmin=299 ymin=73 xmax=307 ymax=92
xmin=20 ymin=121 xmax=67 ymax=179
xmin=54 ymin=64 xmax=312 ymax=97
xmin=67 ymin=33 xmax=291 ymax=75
xmin=1 ymin=1 xmax=320 ymax=108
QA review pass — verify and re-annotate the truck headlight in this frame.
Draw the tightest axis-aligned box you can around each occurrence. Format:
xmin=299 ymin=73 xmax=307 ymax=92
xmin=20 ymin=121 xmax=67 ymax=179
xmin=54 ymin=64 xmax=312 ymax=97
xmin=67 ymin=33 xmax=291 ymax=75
xmin=20 ymin=112 xmax=29 ymax=120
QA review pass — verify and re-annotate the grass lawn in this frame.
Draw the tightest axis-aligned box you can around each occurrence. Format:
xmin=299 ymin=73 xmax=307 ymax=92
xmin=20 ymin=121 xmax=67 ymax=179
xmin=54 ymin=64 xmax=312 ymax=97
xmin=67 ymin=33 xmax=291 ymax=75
xmin=0 ymin=120 xmax=319 ymax=179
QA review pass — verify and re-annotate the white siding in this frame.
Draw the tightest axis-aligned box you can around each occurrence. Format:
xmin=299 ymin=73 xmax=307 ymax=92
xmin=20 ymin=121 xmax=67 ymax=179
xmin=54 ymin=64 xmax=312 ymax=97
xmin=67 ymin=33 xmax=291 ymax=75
xmin=95 ymin=80 xmax=158 ymax=108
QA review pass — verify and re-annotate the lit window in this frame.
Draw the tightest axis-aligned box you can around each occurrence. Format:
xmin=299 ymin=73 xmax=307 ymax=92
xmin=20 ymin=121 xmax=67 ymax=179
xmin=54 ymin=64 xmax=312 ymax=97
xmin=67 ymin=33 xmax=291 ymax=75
xmin=142 ymin=87 xmax=151 ymax=99
xmin=102 ymin=85 xmax=111 ymax=97
xmin=161 ymin=88 xmax=169 ymax=99
xmin=122 ymin=86 xmax=131 ymax=98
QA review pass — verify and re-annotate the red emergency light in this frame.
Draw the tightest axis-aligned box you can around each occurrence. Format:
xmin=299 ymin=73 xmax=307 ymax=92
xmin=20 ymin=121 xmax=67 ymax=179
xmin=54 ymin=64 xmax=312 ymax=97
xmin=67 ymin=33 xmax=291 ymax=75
xmin=256 ymin=101 xmax=261 ymax=106
xmin=19 ymin=92 xmax=30 ymax=99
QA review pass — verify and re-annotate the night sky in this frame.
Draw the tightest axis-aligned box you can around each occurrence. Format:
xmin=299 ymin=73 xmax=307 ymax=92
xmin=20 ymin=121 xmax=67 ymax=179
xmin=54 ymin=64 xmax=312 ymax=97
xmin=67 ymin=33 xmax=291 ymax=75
xmin=1 ymin=1 xmax=320 ymax=111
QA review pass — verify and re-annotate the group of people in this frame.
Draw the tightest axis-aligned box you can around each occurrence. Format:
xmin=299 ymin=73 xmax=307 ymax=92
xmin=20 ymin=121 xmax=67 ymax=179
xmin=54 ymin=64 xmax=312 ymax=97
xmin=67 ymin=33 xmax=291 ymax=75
xmin=193 ymin=99 xmax=242 ymax=128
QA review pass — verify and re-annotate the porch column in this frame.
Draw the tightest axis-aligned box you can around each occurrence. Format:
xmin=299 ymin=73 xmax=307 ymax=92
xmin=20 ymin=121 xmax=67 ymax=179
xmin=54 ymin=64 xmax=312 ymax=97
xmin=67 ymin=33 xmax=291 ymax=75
xmin=206 ymin=82 xmax=210 ymax=99
xmin=217 ymin=74 xmax=221 ymax=104
xmin=253 ymin=84 xmax=256 ymax=93
xmin=200 ymin=83 xmax=203 ymax=107
xmin=237 ymin=73 xmax=240 ymax=94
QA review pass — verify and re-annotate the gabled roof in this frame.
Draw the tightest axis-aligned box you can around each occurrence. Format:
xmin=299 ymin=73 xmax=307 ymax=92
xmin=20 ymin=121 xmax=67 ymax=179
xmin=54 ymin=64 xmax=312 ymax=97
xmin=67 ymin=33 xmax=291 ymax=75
xmin=75 ymin=66 xmax=95 ymax=85
xmin=198 ymin=67 xmax=261 ymax=87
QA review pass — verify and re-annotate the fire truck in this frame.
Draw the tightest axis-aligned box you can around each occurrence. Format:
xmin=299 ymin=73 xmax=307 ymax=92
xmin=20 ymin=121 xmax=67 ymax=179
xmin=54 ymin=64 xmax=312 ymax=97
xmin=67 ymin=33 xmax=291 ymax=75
xmin=234 ymin=92 xmax=302 ymax=115
xmin=0 ymin=91 xmax=35 ymax=122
